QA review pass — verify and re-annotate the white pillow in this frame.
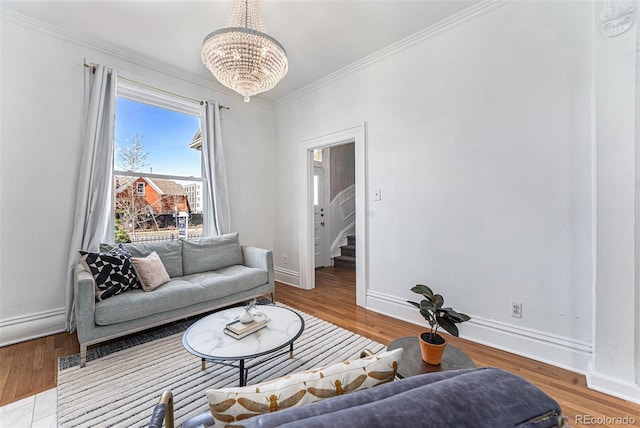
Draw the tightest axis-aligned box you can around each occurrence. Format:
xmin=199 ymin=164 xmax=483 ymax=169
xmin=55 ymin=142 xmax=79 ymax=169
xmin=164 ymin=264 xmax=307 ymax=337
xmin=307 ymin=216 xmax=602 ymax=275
xmin=206 ymin=348 xmax=402 ymax=426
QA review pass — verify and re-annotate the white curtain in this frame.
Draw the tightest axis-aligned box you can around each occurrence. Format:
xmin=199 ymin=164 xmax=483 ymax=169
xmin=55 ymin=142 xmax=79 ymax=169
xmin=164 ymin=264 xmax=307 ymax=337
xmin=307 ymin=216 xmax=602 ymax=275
xmin=200 ymin=101 xmax=231 ymax=236
xmin=65 ymin=65 xmax=117 ymax=330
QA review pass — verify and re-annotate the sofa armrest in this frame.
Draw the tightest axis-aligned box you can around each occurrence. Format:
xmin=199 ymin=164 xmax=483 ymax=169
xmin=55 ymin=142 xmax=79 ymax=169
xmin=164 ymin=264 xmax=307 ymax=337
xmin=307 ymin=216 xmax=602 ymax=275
xmin=74 ymin=264 xmax=96 ymax=344
xmin=241 ymin=246 xmax=272 ymax=270
xmin=242 ymin=246 xmax=275 ymax=299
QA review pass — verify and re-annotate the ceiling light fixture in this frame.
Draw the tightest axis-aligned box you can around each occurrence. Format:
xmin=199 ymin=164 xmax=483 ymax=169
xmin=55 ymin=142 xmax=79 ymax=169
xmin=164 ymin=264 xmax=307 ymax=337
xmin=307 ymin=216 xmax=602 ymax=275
xmin=201 ymin=0 xmax=288 ymax=103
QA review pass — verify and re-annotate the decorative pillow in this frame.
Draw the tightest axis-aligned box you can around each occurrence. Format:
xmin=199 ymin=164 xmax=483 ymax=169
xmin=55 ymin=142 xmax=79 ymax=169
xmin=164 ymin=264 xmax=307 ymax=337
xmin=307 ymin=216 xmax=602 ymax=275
xmin=130 ymin=251 xmax=171 ymax=291
xmin=206 ymin=348 xmax=402 ymax=426
xmin=182 ymin=232 xmax=243 ymax=276
xmin=79 ymin=249 xmax=141 ymax=301
xmin=109 ymin=243 xmax=132 ymax=258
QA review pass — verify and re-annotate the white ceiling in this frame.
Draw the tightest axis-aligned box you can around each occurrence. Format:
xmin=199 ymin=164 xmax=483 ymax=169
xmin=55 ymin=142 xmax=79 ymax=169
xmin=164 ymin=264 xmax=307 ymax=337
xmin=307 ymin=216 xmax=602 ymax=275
xmin=2 ymin=0 xmax=478 ymax=104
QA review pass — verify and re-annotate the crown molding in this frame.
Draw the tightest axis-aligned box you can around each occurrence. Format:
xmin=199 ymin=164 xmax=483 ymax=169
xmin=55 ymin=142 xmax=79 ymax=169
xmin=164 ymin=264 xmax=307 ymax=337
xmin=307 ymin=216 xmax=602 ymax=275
xmin=0 ymin=7 xmax=274 ymax=110
xmin=272 ymin=0 xmax=505 ymax=109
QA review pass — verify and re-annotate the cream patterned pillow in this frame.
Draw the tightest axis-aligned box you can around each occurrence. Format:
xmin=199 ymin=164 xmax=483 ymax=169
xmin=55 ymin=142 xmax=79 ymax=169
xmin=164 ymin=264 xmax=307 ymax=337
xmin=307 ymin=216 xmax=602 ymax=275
xmin=206 ymin=348 xmax=402 ymax=427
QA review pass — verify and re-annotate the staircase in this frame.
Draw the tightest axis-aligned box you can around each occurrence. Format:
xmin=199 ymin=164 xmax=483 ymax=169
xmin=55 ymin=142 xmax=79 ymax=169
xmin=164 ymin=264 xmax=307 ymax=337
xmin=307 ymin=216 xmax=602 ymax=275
xmin=333 ymin=235 xmax=356 ymax=270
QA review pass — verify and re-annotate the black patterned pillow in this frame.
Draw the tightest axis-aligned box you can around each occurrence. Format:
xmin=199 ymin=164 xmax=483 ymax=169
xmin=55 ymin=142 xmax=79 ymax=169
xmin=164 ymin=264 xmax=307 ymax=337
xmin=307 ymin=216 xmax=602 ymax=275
xmin=79 ymin=249 xmax=141 ymax=301
xmin=109 ymin=243 xmax=132 ymax=258
xmin=108 ymin=243 xmax=141 ymax=290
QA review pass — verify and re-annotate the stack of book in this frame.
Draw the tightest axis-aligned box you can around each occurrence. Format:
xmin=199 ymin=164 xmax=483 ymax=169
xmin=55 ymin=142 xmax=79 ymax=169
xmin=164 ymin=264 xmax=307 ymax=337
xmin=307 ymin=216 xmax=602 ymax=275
xmin=224 ymin=318 xmax=268 ymax=339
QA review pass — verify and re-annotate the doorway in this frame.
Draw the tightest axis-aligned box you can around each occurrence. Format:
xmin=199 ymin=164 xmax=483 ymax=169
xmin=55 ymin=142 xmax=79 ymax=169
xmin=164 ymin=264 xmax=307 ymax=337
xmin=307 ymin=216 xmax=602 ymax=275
xmin=298 ymin=124 xmax=367 ymax=307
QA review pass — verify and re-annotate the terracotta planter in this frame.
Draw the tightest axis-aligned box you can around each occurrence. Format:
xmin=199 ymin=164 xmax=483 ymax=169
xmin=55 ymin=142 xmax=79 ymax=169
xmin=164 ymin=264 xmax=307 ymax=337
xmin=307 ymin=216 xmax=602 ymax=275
xmin=418 ymin=333 xmax=446 ymax=365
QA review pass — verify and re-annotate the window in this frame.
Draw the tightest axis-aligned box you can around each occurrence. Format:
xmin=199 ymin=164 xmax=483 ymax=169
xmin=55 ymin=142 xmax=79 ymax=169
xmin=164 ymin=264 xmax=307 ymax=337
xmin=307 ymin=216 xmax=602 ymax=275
xmin=114 ymin=80 xmax=202 ymax=243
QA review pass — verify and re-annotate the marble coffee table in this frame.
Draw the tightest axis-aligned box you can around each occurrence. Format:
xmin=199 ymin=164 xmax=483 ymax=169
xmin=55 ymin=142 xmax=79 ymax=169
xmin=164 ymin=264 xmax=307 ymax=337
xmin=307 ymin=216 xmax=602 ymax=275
xmin=182 ymin=305 xmax=304 ymax=386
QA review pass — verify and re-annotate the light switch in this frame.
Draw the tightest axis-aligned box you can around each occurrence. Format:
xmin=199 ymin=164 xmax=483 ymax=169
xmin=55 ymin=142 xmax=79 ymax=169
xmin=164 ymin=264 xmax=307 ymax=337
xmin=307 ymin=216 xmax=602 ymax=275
xmin=373 ymin=189 xmax=381 ymax=201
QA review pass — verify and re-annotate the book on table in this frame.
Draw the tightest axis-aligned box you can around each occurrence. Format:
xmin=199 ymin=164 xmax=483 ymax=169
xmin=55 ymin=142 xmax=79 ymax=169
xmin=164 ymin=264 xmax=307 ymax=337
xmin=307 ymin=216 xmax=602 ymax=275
xmin=225 ymin=318 xmax=267 ymax=335
xmin=223 ymin=324 xmax=267 ymax=340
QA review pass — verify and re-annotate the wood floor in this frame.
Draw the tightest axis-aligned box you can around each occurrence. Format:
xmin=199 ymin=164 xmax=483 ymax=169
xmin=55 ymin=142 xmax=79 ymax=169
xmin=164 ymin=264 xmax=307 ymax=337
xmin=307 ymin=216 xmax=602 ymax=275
xmin=1 ymin=266 xmax=638 ymax=427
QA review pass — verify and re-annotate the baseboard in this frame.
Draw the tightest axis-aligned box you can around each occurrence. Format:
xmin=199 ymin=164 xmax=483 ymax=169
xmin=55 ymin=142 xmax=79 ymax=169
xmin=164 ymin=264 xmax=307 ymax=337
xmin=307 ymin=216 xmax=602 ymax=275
xmin=274 ymin=267 xmax=300 ymax=287
xmin=587 ymin=367 xmax=640 ymax=404
xmin=0 ymin=308 xmax=66 ymax=346
xmin=366 ymin=290 xmax=592 ymax=374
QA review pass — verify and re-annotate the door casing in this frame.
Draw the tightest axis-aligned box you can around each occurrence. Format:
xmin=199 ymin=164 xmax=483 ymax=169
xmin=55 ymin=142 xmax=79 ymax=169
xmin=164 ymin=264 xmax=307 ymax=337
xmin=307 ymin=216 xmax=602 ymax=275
xmin=298 ymin=123 xmax=367 ymax=307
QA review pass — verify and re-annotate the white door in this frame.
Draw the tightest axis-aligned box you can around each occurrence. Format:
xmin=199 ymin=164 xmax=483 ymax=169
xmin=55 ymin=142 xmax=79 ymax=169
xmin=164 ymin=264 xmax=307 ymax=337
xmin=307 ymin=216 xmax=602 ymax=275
xmin=314 ymin=164 xmax=326 ymax=267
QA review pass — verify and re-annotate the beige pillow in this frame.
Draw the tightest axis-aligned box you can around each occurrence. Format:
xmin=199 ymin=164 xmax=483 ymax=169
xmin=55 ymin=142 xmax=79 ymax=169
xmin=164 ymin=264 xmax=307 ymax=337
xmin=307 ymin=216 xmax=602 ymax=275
xmin=206 ymin=348 xmax=402 ymax=426
xmin=131 ymin=251 xmax=170 ymax=291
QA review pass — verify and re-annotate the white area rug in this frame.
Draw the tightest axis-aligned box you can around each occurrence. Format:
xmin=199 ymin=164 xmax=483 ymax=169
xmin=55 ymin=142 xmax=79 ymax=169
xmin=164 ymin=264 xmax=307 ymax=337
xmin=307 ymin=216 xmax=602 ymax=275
xmin=57 ymin=304 xmax=385 ymax=427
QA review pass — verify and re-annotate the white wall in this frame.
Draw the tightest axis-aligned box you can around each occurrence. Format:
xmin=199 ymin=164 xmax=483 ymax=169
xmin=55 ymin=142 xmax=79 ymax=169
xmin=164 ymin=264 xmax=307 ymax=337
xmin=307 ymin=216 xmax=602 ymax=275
xmin=275 ymin=1 xmax=595 ymax=371
xmin=589 ymin=0 xmax=640 ymax=402
xmin=0 ymin=12 xmax=275 ymax=345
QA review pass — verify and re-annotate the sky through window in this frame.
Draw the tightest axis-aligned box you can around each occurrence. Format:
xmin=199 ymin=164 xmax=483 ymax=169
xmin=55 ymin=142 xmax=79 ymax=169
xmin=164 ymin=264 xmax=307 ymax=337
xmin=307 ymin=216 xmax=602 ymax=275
xmin=114 ymin=98 xmax=201 ymax=177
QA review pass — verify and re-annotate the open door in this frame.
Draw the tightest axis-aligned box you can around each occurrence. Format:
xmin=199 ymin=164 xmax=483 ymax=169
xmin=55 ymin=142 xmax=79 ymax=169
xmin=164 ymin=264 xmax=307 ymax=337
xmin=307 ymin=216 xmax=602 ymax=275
xmin=313 ymin=163 xmax=327 ymax=267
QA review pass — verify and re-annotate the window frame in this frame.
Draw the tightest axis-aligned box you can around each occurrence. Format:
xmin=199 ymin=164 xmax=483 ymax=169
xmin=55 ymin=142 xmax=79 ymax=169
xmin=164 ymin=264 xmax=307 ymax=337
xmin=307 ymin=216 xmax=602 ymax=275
xmin=113 ymin=78 xmax=203 ymax=240
xmin=136 ymin=181 xmax=145 ymax=196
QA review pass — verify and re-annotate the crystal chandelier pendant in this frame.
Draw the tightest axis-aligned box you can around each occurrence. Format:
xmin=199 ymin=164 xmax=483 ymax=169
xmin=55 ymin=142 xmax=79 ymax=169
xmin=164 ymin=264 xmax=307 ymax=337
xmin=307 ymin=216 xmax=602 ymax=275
xmin=202 ymin=0 xmax=288 ymax=102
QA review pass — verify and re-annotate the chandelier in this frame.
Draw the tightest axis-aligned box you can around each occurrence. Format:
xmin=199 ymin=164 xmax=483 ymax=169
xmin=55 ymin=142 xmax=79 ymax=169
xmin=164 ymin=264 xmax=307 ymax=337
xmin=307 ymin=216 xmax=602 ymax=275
xmin=202 ymin=0 xmax=288 ymax=102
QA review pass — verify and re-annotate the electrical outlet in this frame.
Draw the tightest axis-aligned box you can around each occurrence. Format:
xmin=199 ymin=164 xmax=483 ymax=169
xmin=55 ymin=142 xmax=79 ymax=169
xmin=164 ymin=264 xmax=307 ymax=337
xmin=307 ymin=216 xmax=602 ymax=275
xmin=511 ymin=301 xmax=523 ymax=318
xmin=283 ymin=255 xmax=288 ymax=264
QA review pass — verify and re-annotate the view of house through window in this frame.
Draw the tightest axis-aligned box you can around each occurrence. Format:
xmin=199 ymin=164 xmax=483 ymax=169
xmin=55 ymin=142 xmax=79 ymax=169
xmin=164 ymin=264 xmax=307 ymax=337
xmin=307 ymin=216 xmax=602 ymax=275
xmin=114 ymin=94 xmax=202 ymax=243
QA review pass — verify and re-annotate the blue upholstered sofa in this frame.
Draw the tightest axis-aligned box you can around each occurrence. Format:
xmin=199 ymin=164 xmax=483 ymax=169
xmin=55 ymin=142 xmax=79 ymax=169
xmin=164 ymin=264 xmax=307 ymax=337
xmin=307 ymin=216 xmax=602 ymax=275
xmin=153 ymin=367 xmax=564 ymax=428
xmin=74 ymin=233 xmax=274 ymax=367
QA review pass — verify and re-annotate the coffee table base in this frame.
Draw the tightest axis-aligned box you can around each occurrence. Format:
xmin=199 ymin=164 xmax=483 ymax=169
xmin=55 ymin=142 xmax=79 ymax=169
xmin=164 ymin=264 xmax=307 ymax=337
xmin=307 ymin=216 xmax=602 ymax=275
xmin=200 ymin=342 xmax=296 ymax=386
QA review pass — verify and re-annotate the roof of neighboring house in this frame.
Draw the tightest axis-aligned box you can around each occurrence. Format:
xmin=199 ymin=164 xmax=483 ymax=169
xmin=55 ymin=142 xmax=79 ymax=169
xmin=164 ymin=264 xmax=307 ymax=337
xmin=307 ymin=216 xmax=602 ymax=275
xmin=115 ymin=176 xmax=186 ymax=196
xmin=150 ymin=178 xmax=186 ymax=195
xmin=115 ymin=176 xmax=137 ymax=193
xmin=189 ymin=130 xmax=202 ymax=150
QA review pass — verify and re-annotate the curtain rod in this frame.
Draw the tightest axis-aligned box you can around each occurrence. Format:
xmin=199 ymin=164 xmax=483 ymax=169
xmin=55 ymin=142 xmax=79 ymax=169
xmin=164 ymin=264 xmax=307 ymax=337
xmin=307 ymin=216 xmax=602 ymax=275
xmin=83 ymin=63 xmax=230 ymax=110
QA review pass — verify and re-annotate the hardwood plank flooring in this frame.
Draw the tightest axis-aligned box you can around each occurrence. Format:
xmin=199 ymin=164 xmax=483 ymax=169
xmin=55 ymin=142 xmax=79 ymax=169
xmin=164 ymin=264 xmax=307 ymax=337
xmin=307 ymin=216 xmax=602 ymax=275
xmin=1 ymin=266 xmax=638 ymax=428
xmin=0 ymin=330 xmax=78 ymax=407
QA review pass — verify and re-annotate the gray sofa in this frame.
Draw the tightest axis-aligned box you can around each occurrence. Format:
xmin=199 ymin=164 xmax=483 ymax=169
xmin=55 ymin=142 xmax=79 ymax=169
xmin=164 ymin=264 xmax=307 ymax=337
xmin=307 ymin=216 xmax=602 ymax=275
xmin=74 ymin=233 xmax=274 ymax=367
xmin=172 ymin=367 xmax=564 ymax=428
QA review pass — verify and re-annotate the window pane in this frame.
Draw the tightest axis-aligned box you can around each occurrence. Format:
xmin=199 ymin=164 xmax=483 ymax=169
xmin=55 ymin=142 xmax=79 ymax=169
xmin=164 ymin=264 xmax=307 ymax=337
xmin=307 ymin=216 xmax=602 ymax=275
xmin=114 ymin=97 xmax=203 ymax=243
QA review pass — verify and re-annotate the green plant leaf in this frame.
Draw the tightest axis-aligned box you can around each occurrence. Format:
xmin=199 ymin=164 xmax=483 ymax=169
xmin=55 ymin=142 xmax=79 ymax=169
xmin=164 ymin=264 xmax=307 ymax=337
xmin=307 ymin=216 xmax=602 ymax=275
xmin=436 ymin=315 xmax=460 ymax=337
xmin=407 ymin=301 xmax=421 ymax=309
xmin=442 ymin=308 xmax=471 ymax=322
xmin=434 ymin=294 xmax=444 ymax=309
xmin=419 ymin=309 xmax=436 ymax=326
xmin=419 ymin=301 xmax=437 ymax=312
xmin=411 ymin=284 xmax=433 ymax=299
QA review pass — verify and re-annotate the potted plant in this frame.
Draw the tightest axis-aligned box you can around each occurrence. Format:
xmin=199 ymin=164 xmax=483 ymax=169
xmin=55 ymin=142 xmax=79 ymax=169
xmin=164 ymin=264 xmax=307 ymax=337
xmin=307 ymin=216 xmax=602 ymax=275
xmin=408 ymin=284 xmax=471 ymax=365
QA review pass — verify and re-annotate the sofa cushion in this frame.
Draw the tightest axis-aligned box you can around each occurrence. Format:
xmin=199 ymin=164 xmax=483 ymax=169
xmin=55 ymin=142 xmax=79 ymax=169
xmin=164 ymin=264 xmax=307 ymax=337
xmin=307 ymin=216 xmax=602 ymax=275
xmin=131 ymin=251 xmax=171 ymax=291
xmin=94 ymin=266 xmax=268 ymax=325
xmin=124 ymin=240 xmax=183 ymax=278
xmin=79 ymin=249 xmax=140 ymax=301
xmin=240 ymin=368 xmax=563 ymax=428
xmin=206 ymin=348 xmax=402 ymax=426
xmin=182 ymin=233 xmax=244 ymax=275
xmin=182 ymin=265 xmax=268 ymax=301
